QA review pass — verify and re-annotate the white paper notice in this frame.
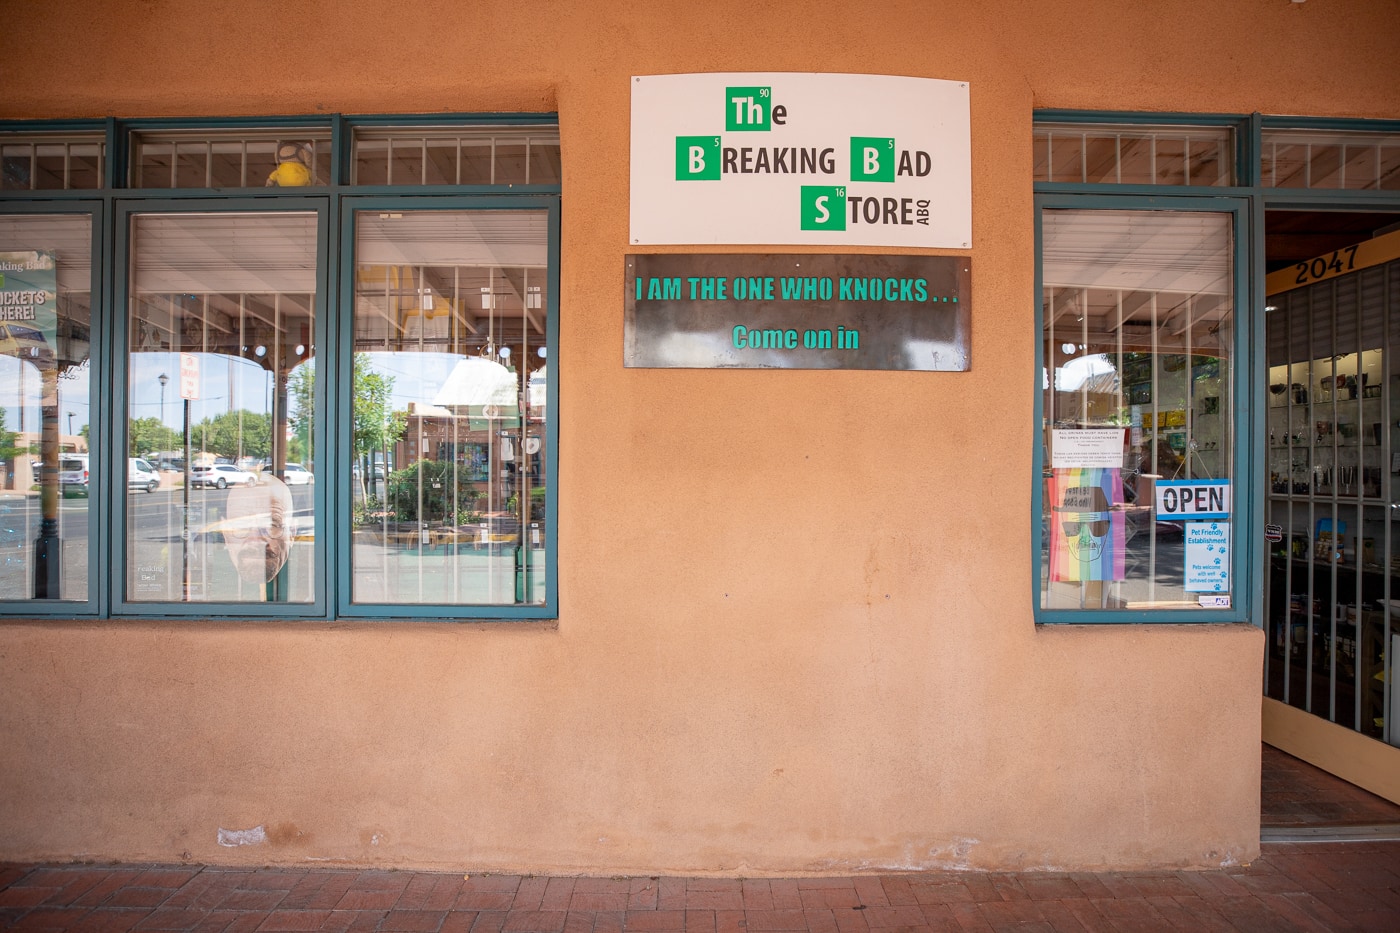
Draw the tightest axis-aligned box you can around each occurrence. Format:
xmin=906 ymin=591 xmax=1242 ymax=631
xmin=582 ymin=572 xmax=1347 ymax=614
xmin=1050 ymin=429 xmax=1124 ymax=469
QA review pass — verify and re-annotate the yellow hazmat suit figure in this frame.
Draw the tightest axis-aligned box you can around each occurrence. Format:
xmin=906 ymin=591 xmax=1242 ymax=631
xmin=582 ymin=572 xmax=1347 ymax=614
xmin=266 ymin=143 xmax=312 ymax=186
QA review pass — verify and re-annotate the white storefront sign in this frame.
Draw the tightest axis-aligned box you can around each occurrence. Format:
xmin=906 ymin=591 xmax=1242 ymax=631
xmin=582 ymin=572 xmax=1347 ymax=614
xmin=630 ymin=73 xmax=971 ymax=248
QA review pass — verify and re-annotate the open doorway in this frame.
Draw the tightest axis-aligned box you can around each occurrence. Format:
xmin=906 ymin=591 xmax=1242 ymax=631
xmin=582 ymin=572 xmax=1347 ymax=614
xmin=1262 ymin=208 xmax=1400 ymax=808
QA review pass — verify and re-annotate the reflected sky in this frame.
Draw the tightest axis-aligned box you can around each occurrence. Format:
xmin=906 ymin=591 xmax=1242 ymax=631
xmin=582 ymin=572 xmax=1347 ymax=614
xmin=2 ymin=348 xmax=544 ymax=438
xmin=1055 ymin=353 xmax=1118 ymax=392
xmin=0 ymin=354 xmax=90 ymax=435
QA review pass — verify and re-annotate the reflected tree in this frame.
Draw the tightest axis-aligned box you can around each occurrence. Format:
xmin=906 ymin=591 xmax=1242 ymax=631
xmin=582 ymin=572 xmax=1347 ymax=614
xmin=193 ymin=410 xmax=273 ymax=461
xmin=127 ymin=417 xmax=180 ymax=458
xmin=352 ymin=353 xmax=406 ymax=502
xmin=286 ymin=361 xmax=314 ymax=465
xmin=0 ymin=409 xmax=26 ymax=490
xmin=387 ymin=459 xmax=483 ymax=525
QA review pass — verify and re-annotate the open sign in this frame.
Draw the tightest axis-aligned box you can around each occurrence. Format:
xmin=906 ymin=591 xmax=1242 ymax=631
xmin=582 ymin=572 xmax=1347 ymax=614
xmin=1154 ymin=480 xmax=1230 ymax=520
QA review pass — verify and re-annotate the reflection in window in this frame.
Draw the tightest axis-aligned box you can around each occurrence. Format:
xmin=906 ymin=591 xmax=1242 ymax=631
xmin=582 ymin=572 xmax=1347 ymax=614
xmin=1262 ymin=129 xmax=1400 ymax=191
xmin=352 ymin=210 xmax=549 ymax=606
xmin=1033 ymin=123 xmax=1233 ymax=187
xmin=126 ymin=212 xmax=317 ymax=604
xmin=1040 ymin=209 xmax=1234 ymax=610
xmin=0 ymin=215 xmax=93 ymax=600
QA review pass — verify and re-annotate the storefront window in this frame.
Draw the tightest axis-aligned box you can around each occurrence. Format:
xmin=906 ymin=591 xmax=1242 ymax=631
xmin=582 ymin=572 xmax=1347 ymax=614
xmin=0 ymin=115 xmax=559 ymax=619
xmin=1039 ymin=208 xmax=1235 ymax=612
xmin=349 ymin=209 xmax=548 ymax=607
xmin=124 ymin=211 xmax=318 ymax=604
xmin=0 ymin=214 xmax=93 ymax=601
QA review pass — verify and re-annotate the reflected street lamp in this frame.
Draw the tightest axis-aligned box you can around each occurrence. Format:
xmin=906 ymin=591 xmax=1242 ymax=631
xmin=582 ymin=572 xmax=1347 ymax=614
xmin=66 ymin=411 xmax=74 ymax=436
xmin=158 ymin=372 xmax=169 ymax=425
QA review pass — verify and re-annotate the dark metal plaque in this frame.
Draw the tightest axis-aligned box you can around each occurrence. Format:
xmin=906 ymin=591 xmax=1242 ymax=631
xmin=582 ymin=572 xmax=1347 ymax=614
xmin=624 ymin=254 xmax=969 ymax=370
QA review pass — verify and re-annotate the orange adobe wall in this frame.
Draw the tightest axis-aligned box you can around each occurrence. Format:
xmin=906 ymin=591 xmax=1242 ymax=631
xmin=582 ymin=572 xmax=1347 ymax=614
xmin=1 ymin=0 xmax=1397 ymax=873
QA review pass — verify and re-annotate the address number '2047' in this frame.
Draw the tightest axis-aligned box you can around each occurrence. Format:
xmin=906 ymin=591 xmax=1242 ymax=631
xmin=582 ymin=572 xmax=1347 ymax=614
xmin=1293 ymin=245 xmax=1359 ymax=286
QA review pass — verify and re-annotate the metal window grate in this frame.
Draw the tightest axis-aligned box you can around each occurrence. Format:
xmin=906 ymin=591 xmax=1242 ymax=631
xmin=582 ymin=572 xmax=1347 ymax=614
xmin=1262 ymin=129 xmax=1400 ymax=191
xmin=352 ymin=126 xmax=561 ymax=186
xmin=1033 ymin=123 xmax=1234 ymax=187
xmin=1 ymin=133 xmax=107 ymax=190
xmin=129 ymin=129 xmax=332 ymax=189
xmin=1264 ymin=257 xmax=1399 ymax=745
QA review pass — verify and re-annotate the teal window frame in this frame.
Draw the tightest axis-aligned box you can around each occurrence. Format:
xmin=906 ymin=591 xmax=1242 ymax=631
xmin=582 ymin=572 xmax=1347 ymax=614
xmin=335 ymin=195 xmax=560 ymax=621
xmin=0 ymin=113 xmax=561 ymax=622
xmin=0 ymin=197 xmax=107 ymax=616
xmin=1034 ymin=193 xmax=1256 ymax=624
xmin=110 ymin=196 xmax=333 ymax=619
xmin=1035 ymin=110 xmax=1400 ymax=625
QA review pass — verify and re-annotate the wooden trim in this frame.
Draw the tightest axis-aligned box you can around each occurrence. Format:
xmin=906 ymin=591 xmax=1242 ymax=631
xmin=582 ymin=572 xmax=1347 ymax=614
xmin=1262 ymin=696 xmax=1400 ymax=805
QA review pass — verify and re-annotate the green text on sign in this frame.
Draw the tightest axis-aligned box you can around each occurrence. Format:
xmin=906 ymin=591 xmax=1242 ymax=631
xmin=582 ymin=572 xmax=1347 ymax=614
xmin=801 ymin=186 xmax=846 ymax=231
xmin=850 ymin=137 xmax=895 ymax=183
xmin=676 ymin=136 xmax=721 ymax=180
xmin=725 ymin=86 xmax=771 ymax=131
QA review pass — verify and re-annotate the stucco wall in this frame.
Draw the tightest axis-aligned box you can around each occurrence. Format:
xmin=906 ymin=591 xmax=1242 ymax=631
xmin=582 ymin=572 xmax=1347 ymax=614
xmin=1 ymin=0 xmax=1396 ymax=873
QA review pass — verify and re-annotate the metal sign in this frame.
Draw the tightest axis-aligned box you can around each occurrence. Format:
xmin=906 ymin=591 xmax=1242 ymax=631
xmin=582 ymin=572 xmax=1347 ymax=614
xmin=179 ymin=353 xmax=200 ymax=400
xmin=624 ymin=253 xmax=969 ymax=370
xmin=630 ymin=73 xmax=971 ymax=248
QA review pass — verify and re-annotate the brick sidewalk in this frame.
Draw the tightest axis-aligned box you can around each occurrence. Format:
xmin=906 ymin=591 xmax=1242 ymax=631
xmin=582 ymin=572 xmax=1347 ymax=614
xmin=1262 ymin=745 xmax=1400 ymax=828
xmin=3 ymin=841 xmax=1399 ymax=932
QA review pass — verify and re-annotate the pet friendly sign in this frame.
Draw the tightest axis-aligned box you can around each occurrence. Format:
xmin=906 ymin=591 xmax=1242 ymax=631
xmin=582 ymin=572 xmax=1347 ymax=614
xmin=630 ymin=73 xmax=971 ymax=248
xmin=1185 ymin=521 xmax=1231 ymax=593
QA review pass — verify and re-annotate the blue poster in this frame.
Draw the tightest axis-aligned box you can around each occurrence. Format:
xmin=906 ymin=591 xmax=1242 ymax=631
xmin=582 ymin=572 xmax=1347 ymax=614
xmin=1185 ymin=521 xmax=1230 ymax=593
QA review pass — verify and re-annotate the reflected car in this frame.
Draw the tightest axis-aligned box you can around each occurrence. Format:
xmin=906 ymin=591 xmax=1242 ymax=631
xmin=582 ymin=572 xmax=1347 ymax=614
xmin=128 ymin=457 xmax=160 ymax=493
xmin=281 ymin=463 xmax=313 ymax=485
xmin=0 ymin=322 xmax=53 ymax=359
xmin=59 ymin=455 xmax=89 ymax=498
xmin=190 ymin=463 xmax=258 ymax=489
